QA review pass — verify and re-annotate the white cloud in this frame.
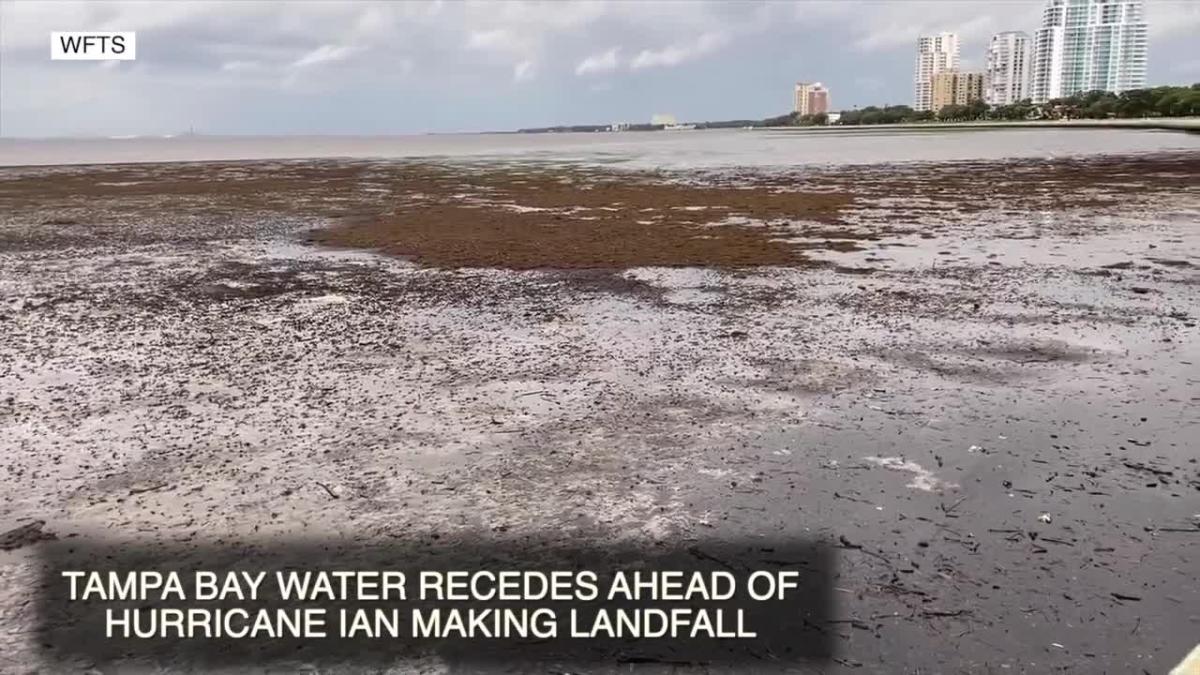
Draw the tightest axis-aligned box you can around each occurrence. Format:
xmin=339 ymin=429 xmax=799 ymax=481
xmin=292 ymin=44 xmax=358 ymax=68
xmin=465 ymin=26 xmax=540 ymax=82
xmin=630 ymin=32 xmax=729 ymax=69
xmin=575 ymin=47 xmax=620 ymax=76
xmin=848 ymin=5 xmax=1036 ymax=53
xmin=466 ymin=29 xmax=523 ymax=53
xmin=513 ymin=59 xmax=536 ymax=82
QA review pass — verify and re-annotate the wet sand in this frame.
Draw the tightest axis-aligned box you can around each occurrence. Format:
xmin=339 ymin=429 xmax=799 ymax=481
xmin=0 ymin=152 xmax=1198 ymax=673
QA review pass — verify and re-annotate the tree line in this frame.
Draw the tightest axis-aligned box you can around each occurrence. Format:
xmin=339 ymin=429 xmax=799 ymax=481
xmin=767 ymin=84 xmax=1200 ymax=126
xmin=516 ymin=84 xmax=1197 ymax=134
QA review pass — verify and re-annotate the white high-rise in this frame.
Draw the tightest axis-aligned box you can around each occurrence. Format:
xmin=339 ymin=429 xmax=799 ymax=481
xmin=1029 ymin=0 xmax=1148 ymax=103
xmin=985 ymin=32 xmax=1031 ymax=105
xmin=914 ymin=32 xmax=960 ymax=111
xmin=912 ymin=33 xmax=960 ymax=111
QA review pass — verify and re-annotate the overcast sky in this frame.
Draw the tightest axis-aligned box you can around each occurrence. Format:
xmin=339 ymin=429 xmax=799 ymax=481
xmin=2 ymin=0 xmax=1198 ymax=137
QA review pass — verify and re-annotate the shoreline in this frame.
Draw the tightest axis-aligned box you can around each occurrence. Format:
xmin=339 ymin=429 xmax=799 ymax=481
xmin=1 ymin=122 xmax=1197 ymax=169
xmin=761 ymin=116 xmax=1200 ymax=133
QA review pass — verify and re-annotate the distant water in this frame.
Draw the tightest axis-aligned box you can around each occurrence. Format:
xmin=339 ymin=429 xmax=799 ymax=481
xmin=1 ymin=127 xmax=1197 ymax=169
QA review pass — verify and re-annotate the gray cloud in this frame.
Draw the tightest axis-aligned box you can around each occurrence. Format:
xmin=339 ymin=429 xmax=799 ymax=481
xmin=1 ymin=0 xmax=1196 ymax=136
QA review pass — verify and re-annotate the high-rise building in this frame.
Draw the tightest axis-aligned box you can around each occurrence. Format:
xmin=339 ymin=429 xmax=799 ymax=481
xmin=914 ymin=32 xmax=960 ymax=111
xmin=793 ymin=82 xmax=829 ymax=116
xmin=932 ymin=72 xmax=985 ymax=110
xmin=985 ymin=31 xmax=1031 ymax=105
xmin=1029 ymin=0 xmax=1148 ymax=103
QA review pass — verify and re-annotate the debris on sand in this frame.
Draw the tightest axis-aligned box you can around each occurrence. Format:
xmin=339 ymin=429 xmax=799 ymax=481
xmin=0 ymin=520 xmax=57 ymax=551
xmin=1 ymin=148 xmax=1198 ymax=672
xmin=863 ymin=456 xmax=958 ymax=492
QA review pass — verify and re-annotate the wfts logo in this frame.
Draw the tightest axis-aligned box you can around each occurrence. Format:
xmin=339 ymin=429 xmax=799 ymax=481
xmin=51 ymin=32 xmax=136 ymax=60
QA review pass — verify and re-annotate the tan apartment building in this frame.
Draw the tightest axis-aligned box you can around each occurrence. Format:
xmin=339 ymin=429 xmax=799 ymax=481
xmin=931 ymin=72 xmax=984 ymax=110
xmin=793 ymin=82 xmax=829 ymax=116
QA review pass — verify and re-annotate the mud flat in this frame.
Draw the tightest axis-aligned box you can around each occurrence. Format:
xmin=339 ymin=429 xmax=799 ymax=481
xmin=1 ymin=152 xmax=1198 ymax=673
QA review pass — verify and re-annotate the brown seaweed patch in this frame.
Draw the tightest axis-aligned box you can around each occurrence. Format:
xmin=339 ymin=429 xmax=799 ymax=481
xmin=307 ymin=168 xmax=858 ymax=269
xmin=311 ymin=207 xmax=806 ymax=269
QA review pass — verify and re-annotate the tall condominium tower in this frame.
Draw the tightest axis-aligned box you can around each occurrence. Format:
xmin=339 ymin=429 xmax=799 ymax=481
xmin=914 ymin=32 xmax=960 ymax=112
xmin=985 ymin=31 xmax=1031 ymax=105
xmin=1029 ymin=0 xmax=1148 ymax=103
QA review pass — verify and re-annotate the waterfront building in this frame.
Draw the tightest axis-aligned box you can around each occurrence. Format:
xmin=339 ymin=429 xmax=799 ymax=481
xmin=650 ymin=113 xmax=677 ymax=127
xmin=793 ymin=82 xmax=830 ymax=116
xmin=1029 ymin=0 xmax=1148 ymax=103
xmin=914 ymin=32 xmax=960 ymax=111
xmin=932 ymin=72 xmax=985 ymax=110
xmin=985 ymin=31 xmax=1031 ymax=104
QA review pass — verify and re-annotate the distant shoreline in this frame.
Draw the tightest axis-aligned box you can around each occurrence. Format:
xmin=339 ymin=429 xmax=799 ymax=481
xmin=516 ymin=117 xmax=1200 ymax=135
xmin=758 ymin=117 xmax=1200 ymax=133
xmin=2 ymin=123 xmax=1196 ymax=168
xmin=3 ymin=117 xmax=1196 ymax=144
